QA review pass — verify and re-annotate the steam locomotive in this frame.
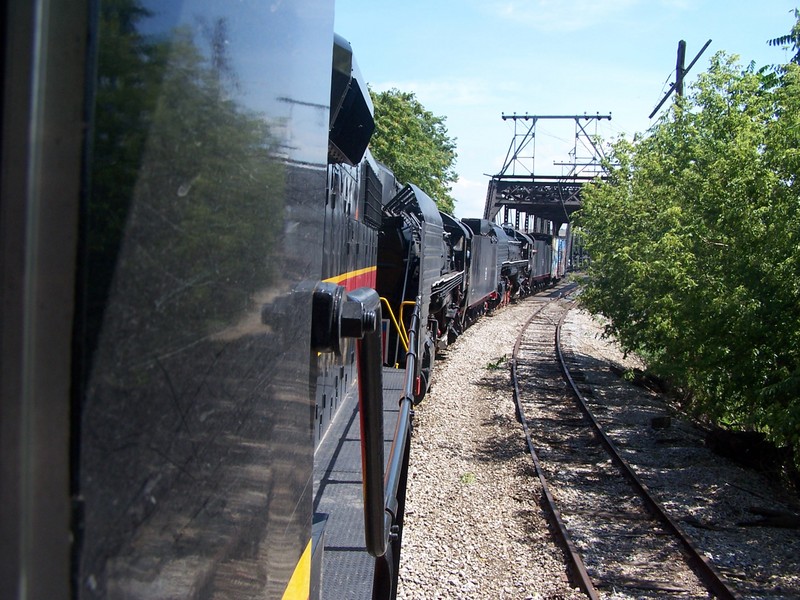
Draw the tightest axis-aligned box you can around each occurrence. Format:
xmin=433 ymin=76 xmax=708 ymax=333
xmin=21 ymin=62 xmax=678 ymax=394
xmin=376 ymin=189 xmax=563 ymax=398
xmin=0 ymin=2 xmax=564 ymax=599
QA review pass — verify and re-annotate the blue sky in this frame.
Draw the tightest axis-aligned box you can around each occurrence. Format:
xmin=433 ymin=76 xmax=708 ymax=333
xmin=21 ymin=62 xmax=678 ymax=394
xmin=335 ymin=1 xmax=798 ymax=218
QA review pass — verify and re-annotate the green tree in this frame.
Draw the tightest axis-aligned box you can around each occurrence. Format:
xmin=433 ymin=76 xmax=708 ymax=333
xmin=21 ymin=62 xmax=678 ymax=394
xmin=576 ymin=40 xmax=800 ymax=459
xmin=768 ymin=8 xmax=800 ymax=64
xmin=369 ymin=88 xmax=458 ymax=214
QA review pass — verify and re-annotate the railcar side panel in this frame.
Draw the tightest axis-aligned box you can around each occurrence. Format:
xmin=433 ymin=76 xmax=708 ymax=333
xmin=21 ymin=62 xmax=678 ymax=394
xmin=462 ymin=219 xmax=499 ymax=310
xmin=532 ymin=232 xmax=554 ymax=285
xmin=71 ymin=2 xmax=334 ymax=597
xmin=492 ymin=223 xmax=510 ymax=283
xmin=439 ymin=213 xmax=471 ymax=337
xmin=376 ymin=185 xmax=444 ymax=395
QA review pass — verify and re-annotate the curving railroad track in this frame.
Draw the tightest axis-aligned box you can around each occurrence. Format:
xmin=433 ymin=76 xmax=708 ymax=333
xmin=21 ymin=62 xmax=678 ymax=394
xmin=511 ymin=294 xmax=740 ymax=599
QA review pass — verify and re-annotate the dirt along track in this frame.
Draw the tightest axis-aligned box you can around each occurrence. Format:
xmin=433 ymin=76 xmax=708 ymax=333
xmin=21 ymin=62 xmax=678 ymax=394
xmin=514 ymin=297 xmax=735 ymax=598
xmin=397 ymin=284 xmax=584 ymax=599
xmin=397 ymin=279 xmax=799 ymax=599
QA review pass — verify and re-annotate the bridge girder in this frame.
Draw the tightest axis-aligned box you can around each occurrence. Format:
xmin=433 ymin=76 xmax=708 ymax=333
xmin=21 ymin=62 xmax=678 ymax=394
xmin=483 ymin=113 xmax=610 ymax=227
xmin=484 ymin=174 xmax=598 ymax=224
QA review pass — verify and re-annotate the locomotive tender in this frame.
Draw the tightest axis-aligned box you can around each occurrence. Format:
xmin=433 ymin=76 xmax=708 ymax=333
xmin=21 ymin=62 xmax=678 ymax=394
xmin=1 ymin=2 xmax=563 ymax=599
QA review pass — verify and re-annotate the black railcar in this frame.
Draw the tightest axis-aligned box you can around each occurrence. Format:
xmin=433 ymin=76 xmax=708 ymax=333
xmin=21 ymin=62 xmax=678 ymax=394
xmin=376 ymin=184 xmax=447 ymax=399
xmin=502 ymin=225 xmax=537 ymax=297
xmin=461 ymin=218 xmax=502 ymax=321
xmin=1 ymin=3 xmax=409 ymax=599
xmin=1 ymin=3 xmax=560 ymax=599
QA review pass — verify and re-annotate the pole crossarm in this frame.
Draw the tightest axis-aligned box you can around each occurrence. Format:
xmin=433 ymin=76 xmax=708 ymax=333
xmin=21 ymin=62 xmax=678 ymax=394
xmin=484 ymin=113 xmax=611 ymax=224
xmin=649 ymin=39 xmax=711 ymax=119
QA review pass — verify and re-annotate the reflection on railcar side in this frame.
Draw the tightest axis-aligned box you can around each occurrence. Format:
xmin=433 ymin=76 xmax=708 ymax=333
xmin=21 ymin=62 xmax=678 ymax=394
xmin=75 ymin=1 xmax=331 ymax=597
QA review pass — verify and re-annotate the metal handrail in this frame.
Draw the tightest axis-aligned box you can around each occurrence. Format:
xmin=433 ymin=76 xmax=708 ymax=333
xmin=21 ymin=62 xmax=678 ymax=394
xmin=379 ymin=297 xmax=409 ymax=351
xmin=381 ymin=297 xmax=420 ymax=549
xmin=346 ymin=287 xmax=388 ymax=558
xmin=310 ymin=283 xmax=415 ymax=562
xmin=398 ymin=300 xmax=416 ymax=348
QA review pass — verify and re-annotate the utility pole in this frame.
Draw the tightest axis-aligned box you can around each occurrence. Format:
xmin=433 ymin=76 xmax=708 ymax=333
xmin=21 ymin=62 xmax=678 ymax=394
xmin=675 ymin=40 xmax=686 ymax=96
xmin=649 ymin=39 xmax=711 ymax=118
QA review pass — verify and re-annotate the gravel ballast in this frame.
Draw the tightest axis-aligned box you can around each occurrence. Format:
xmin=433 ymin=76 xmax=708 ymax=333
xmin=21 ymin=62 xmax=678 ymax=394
xmin=397 ymin=293 xmax=584 ymax=600
xmin=396 ymin=289 xmax=800 ymax=599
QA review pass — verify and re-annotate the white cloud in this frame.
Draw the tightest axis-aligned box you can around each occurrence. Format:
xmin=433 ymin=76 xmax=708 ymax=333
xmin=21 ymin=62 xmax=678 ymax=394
xmin=452 ymin=177 xmax=489 ymax=219
xmin=475 ymin=0 xmax=695 ymax=33
xmin=369 ymin=76 xmax=521 ymax=111
xmin=479 ymin=0 xmax=639 ymax=32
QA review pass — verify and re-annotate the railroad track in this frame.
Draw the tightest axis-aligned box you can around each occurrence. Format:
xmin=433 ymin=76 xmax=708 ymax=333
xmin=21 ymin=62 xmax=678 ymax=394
xmin=511 ymin=296 xmax=740 ymax=599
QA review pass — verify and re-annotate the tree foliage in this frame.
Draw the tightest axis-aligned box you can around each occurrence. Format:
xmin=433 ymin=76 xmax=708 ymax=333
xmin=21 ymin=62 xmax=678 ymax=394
xmin=369 ymin=88 xmax=458 ymax=214
xmin=768 ymin=8 xmax=800 ymax=64
xmin=577 ymin=20 xmax=800 ymax=459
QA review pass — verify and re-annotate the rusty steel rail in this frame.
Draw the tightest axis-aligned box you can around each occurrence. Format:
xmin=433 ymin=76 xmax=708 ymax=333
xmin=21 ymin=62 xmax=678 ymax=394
xmin=511 ymin=287 xmax=740 ymax=599
xmin=511 ymin=298 xmax=600 ymax=599
xmin=553 ymin=314 xmax=740 ymax=600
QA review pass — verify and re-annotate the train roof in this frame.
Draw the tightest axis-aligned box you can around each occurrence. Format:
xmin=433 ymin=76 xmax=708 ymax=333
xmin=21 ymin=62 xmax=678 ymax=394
xmin=329 ymin=34 xmax=374 ymax=166
xmin=385 ymin=184 xmax=442 ymax=225
xmin=440 ymin=212 xmax=471 ymax=240
xmin=502 ymin=224 xmax=534 ymax=245
xmin=489 ymin=221 xmax=508 ymax=239
xmin=461 ymin=218 xmax=495 ymax=237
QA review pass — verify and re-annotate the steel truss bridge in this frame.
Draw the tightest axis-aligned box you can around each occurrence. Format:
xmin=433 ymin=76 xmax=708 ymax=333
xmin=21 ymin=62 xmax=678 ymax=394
xmin=484 ymin=113 xmax=611 ymax=231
